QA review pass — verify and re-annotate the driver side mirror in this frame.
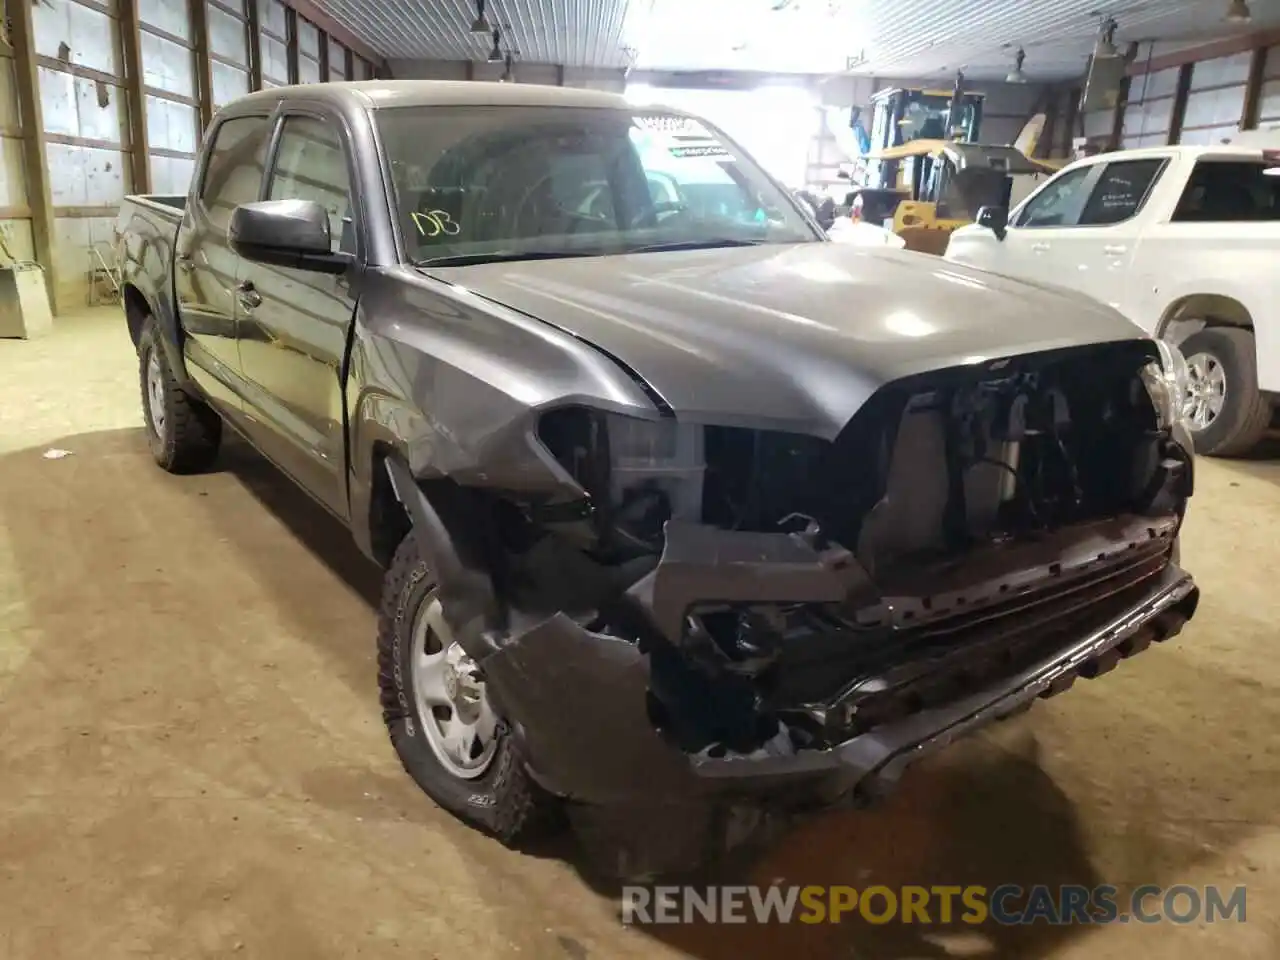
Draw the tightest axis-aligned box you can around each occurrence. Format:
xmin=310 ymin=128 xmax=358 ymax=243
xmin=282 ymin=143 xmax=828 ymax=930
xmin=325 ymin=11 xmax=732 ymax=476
xmin=975 ymin=205 xmax=1008 ymax=241
xmin=229 ymin=199 xmax=352 ymax=274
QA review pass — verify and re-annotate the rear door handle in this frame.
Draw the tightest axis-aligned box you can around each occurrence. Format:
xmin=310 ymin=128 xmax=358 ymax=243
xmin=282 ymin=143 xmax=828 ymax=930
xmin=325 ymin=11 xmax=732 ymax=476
xmin=1103 ymin=244 xmax=1128 ymax=256
xmin=176 ymin=251 xmax=194 ymax=271
xmin=236 ymin=280 xmax=262 ymax=310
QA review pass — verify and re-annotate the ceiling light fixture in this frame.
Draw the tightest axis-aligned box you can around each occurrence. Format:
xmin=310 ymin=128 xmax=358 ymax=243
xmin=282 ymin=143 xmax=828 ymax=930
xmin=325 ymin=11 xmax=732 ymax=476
xmin=471 ymin=0 xmax=491 ymax=34
xmin=487 ymin=28 xmax=503 ymax=62
xmin=1225 ymin=0 xmax=1252 ymax=23
xmin=1006 ymin=47 xmax=1028 ymax=83
xmin=1094 ymin=17 xmax=1119 ymax=58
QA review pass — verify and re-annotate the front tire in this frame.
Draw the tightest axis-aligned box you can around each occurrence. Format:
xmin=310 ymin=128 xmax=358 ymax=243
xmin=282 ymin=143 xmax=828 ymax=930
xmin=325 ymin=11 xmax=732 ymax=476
xmin=377 ymin=534 xmax=558 ymax=842
xmin=1180 ymin=327 xmax=1272 ymax=457
xmin=138 ymin=319 xmax=222 ymax=473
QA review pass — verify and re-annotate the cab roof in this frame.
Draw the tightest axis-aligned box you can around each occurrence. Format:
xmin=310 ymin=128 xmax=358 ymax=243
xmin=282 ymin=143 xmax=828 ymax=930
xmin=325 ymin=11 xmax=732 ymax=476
xmin=232 ymin=79 xmax=631 ymax=112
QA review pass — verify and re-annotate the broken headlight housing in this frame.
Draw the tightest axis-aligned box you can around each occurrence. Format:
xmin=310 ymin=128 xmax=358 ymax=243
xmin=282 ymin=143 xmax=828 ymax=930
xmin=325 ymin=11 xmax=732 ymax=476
xmin=604 ymin=413 xmax=706 ymax=524
xmin=537 ymin=408 xmax=707 ymax=536
xmin=1143 ymin=339 xmax=1192 ymax=431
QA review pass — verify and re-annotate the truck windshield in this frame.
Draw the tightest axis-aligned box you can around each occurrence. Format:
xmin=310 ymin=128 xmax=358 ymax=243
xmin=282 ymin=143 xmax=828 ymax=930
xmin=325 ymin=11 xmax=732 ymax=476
xmin=374 ymin=105 xmax=820 ymax=265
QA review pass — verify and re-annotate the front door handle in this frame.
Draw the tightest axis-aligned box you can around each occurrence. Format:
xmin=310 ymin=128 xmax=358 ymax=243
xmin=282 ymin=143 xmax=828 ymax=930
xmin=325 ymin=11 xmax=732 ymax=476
xmin=176 ymin=251 xmax=194 ymax=272
xmin=1103 ymin=244 xmax=1128 ymax=256
xmin=236 ymin=280 xmax=263 ymax=310
xmin=1030 ymin=241 xmax=1050 ymax=252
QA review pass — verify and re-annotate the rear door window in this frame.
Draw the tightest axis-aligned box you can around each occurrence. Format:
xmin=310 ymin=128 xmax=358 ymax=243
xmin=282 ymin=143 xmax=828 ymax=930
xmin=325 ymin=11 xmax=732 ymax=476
xmin=1171 ymin=159 xmax=1280 ymax=221
xmin=1077 ymin=158 xmax=1166 ymax=225
xmin=199 ymin=115 xmax=272 ymax=229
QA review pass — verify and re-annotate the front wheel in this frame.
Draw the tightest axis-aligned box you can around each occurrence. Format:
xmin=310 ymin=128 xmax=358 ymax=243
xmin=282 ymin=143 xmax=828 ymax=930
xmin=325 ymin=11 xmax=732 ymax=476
xmin=138 ymin=319 xmax=222 ymax=473
xmin=1179 ymin=327 xmax=1272 ymax=457
xmin=376 ymin=534 xmax=559 ymax=842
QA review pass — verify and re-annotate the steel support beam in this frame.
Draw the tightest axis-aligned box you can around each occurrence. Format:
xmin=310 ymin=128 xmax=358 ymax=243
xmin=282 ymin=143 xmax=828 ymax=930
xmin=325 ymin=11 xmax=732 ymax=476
xmin=119 ymin=0 xmax=151 ymax=193
xmin=8 ymin=0 xmax=59 ymax=312
xmin=190 ymin=0 xmax=214 ymax=133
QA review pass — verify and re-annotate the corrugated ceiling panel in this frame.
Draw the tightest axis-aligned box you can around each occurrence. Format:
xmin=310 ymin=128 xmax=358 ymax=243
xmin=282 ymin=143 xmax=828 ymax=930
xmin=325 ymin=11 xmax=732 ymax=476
xmin=308 ymin=0 xmax=632 ymax=66
xmin=307 ymin=0 xmax=1280 ymax=79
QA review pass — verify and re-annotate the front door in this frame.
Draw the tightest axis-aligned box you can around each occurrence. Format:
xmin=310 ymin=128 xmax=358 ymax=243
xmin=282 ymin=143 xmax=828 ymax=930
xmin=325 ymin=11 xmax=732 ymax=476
xmin=174 ymin=113 xmax=273 ymax=412
xmin=236 ymin=109 xmax=359 ymax=520
xmin=996 ymin=163 xmax=1101 ymax=288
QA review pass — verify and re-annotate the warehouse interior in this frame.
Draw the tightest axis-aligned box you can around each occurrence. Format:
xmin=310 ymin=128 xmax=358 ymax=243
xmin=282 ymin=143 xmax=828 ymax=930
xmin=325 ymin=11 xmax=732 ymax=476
xmin=2 ymin=0 xmax=1280 ymax=957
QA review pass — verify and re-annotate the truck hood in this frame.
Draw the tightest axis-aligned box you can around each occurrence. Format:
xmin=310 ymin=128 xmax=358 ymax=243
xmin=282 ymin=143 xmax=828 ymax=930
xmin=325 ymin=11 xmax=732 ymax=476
xmin=424 ymin=242 xmax=1148 ymax=438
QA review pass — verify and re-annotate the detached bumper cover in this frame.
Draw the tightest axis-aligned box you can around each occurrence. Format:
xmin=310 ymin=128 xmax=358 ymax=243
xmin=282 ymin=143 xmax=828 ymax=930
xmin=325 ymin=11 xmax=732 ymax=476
xmin=387 ymin=457 xmax=1199 ymax=810
xmin=480 ymin=552 xmax=1198 ymax=807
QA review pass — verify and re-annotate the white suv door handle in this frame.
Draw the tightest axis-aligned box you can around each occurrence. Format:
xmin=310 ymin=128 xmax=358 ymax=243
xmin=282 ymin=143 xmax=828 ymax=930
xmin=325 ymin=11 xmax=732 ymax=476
xmin=1103 ymin=244 xmax=1128 ymax=255
xmin=1030 ymin=242 xmax=1050 ymax=253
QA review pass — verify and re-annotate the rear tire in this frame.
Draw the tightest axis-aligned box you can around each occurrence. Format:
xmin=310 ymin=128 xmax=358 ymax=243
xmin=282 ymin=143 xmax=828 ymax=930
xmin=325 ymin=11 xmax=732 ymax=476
xmin=138 ymin=319 xmax=222 ymax=473
xmin=1180 ymin=327 xmax=1271 ymax=457
xmin=377 ymin=534 xmax=559 ymax=843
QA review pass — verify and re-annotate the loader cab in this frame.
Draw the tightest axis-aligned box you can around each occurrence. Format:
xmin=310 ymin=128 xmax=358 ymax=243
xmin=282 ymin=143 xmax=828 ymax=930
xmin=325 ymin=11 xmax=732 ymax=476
xmin=867 ymin=87 xmax=985 ymax=190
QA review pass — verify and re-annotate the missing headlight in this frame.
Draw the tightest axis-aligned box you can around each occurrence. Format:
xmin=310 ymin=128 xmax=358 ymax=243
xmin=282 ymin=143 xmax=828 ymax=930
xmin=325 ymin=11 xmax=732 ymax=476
xmin=537 ymin=407 xmax=706 ymax=544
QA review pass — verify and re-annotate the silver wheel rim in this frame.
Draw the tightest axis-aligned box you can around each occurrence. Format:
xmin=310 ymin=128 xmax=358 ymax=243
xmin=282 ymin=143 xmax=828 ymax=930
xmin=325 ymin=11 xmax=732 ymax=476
xmin=410 ymin=592 xmax=499 ymax=779
xmin=1185 ymin=351 xmax=1226 ymax=432
xmin=146 ymin=351 xmax=167 ymax=437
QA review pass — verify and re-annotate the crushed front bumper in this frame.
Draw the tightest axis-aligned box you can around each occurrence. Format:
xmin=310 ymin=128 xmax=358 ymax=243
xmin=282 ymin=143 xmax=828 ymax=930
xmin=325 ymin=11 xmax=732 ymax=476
xmin=481 ymin=554 xmax=1197 ymax=808
xmin=386 ymin=459 xmax=1199 ymax=875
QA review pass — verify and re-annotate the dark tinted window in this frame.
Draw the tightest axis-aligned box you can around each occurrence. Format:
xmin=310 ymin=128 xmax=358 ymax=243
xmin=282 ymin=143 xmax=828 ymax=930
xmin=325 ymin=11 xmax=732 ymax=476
xmin=1172 ymin=160 xmax=1280 ymax=222
xmin=1078 ymin=158 xmax=1165 ymax=225
xmin=1015 ymin=166 xmax=1094 ymax=227
xmin=267 ymin=116 xmax=353 ymax=253
xmin=200 ymin=115 xmax=271 ymax=229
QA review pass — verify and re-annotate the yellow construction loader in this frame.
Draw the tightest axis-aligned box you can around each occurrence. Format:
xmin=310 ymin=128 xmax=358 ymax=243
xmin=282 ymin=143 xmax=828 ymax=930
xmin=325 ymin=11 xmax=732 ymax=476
xmin=852 ymin=140 xmax=1060 ymax=255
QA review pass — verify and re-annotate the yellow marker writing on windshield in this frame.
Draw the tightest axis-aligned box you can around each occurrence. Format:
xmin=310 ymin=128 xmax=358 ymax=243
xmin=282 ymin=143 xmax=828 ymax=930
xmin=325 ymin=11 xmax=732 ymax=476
xmin=411 ymin=210 xmax=461 ymax=238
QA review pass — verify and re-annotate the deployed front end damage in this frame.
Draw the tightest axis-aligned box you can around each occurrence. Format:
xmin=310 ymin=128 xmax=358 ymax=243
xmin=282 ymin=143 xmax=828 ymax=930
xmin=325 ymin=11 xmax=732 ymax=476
xmin=389 ymin=339 xmax=1198 ymax=877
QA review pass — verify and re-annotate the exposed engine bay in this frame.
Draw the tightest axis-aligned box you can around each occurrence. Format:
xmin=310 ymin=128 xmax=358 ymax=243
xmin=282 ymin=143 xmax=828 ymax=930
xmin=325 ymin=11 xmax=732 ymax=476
xmin=503 ymin=340 xmax=1195 ymax=763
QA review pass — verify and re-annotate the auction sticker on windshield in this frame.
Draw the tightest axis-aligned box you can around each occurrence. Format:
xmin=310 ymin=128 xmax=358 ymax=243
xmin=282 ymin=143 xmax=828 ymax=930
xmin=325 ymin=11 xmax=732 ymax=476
xmin=633 ymin=115 xmax=732 ymax=160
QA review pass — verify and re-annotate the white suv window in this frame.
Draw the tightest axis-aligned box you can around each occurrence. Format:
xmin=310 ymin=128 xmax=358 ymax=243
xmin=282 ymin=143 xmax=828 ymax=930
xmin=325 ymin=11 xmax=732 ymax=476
xmin=1077 ymin=158 xmax=1166 ymax=225
xmin=1014 ymin=165 xmax=1096 ymax=227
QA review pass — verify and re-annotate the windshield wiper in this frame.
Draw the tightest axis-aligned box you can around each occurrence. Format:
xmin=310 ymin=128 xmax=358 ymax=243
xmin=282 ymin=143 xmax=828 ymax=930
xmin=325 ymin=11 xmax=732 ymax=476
xmin=413 ymin=249 xmax=601 ymax=268
xmin=622 ymin=237 xmax=766 ymax=254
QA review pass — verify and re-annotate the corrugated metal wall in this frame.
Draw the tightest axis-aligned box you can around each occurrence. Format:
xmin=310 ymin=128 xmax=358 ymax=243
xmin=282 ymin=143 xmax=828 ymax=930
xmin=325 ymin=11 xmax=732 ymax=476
xmin=1178 ymin=51 xmax=1253 ymax=145
xmin=1090 ymin=38 xmax=1280 ymax=155
xmin=7 ymin=0 xmax=381 ymax=312
xmin=34 ymin=0 xmax=131 ymax=309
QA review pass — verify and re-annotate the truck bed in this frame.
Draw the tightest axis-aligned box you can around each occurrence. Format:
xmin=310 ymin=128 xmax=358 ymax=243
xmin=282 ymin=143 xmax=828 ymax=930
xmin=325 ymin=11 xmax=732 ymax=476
xmin=119 ymin=194 xmax=186 ymax=224
xmin=115 ymin=194 xmax=189 ymax=358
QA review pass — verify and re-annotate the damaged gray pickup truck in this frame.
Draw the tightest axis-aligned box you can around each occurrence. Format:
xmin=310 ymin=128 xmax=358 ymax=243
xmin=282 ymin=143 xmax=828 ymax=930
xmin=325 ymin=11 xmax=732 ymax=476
xmin=116 ymin=80 xmax=1199 ymax=877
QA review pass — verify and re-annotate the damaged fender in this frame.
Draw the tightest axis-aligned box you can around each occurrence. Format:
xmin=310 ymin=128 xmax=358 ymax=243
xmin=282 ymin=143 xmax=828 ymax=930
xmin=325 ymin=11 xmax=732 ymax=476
xmin=386 ymin=447 xmax=1199 ymax=814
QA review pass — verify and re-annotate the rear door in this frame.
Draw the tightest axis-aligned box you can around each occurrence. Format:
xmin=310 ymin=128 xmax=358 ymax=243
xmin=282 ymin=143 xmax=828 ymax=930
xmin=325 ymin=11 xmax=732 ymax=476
xmin=174 ymin=112 xmax=273 ymax=412
xmin=235 ymin=106 xmax=360 ymax=519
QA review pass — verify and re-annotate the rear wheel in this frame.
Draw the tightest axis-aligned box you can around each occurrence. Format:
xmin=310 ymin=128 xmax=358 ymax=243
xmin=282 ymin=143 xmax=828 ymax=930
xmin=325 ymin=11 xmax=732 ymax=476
xmin=138 ymin=319 xmax=221 ymax=473
xmin=1180 ymin=327 xmax=1272 ymax=457
xmin=376 ymin=534 xmax=559 ymax=842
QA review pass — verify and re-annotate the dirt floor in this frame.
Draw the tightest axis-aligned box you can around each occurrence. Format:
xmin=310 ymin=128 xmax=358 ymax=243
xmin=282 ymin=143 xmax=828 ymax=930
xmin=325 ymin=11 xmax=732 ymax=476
xmin=1 ymin=308 xmax=1278 ymax=960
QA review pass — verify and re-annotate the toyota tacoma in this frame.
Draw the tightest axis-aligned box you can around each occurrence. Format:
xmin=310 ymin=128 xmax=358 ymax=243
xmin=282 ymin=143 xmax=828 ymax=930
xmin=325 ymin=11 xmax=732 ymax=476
xmin=116 ymin=80 xmax=1199 ymax=877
